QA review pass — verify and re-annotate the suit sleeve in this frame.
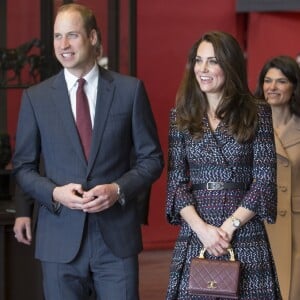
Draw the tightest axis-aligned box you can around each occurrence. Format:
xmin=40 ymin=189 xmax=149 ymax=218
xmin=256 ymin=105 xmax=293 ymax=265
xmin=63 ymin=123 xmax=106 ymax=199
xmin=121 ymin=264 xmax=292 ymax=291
xmin=12 ymin=90 xmax=57 ymax=213
xmin=114 ymin=80 xmax=164 ymax=200
xmin=13 ymin=183 xmax=34 ymax=218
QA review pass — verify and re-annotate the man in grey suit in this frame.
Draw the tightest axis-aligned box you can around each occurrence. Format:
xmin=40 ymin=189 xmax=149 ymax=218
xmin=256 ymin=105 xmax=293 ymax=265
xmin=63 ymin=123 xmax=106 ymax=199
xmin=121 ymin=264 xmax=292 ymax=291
xmin=12 ymin=3 xmax=164 ymax=300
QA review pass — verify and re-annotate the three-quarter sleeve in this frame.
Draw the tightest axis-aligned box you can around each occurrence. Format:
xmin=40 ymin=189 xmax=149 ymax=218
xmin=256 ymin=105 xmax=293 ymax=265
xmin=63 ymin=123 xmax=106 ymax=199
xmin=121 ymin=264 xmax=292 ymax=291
xmin=166 ymin=109 xmax=194 ymax=225
xmin=240 ymin=102 xmax=277 ymax=223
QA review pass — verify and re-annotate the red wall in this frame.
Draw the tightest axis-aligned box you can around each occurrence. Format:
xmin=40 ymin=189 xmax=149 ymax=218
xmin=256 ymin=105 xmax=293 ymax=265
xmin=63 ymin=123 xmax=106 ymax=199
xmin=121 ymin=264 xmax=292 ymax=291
xmin=5 ymin=0 xmax=300 ymax=249
xmin=137 ymin=0 xmax=245 ymax=249
xmin=6 ymin=0 xmax=40 ymax=150
xmin=247 ymin=12 xmax=300 ymax=91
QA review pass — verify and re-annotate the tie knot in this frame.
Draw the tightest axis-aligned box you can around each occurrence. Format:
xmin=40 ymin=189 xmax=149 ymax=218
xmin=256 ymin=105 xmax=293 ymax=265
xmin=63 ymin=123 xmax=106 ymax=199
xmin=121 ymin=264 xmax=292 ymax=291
xmin=77 ymin=78 xmax=86 ymax=89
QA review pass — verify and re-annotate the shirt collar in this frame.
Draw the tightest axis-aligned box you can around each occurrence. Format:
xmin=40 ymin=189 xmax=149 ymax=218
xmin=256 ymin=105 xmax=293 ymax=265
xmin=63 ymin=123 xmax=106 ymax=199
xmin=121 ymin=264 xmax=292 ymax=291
xmin=64 ymin=64 xmax=99 ymax=92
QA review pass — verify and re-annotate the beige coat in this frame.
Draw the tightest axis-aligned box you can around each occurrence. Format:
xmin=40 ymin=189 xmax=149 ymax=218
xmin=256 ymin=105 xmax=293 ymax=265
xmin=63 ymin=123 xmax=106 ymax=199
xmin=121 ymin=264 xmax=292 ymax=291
xmin=266 ymin=115 xmax=300 ymax=300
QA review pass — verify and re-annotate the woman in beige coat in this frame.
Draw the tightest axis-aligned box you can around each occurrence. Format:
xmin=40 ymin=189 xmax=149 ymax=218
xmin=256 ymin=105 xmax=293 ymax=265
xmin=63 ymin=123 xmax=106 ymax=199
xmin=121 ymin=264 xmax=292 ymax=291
xmin=255 ymin=55 xmax=300 ymax=300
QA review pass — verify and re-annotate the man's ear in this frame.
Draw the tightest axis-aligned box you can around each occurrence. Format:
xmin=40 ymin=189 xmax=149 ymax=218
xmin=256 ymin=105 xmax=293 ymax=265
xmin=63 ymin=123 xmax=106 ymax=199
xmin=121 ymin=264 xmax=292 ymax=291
xmin=90 ymin=29 xmax=98 ymax=46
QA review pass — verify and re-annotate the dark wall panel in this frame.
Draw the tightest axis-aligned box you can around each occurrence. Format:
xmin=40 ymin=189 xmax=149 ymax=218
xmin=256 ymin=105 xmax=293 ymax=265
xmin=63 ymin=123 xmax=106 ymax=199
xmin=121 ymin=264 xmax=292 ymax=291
xmin=237 ymin=0 xmax=300 ymax=12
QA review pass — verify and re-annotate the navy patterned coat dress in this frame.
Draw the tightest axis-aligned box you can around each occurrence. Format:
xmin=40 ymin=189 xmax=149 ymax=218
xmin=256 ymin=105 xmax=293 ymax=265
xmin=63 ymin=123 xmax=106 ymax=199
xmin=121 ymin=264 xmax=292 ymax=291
xmin=166 ymin=102 xmax=282 ymax=299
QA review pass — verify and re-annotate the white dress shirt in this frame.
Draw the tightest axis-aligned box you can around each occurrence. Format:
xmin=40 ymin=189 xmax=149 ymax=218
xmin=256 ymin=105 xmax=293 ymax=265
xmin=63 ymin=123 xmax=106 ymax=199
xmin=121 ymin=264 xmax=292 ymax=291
xmin=64 ymin=64 xmax=99 ymax=128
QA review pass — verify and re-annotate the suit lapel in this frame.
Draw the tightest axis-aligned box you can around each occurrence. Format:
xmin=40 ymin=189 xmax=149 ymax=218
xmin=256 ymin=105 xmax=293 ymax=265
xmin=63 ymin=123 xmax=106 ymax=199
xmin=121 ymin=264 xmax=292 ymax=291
xmin=51 ymin=71 xmax=87 ymax=166
xmin=88 ymin=67 xmax=115 ymax=173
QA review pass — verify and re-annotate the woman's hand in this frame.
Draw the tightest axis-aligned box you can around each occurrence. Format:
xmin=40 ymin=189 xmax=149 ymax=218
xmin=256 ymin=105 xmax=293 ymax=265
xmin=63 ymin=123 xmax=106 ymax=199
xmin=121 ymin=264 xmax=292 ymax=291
xmin=194 ymin=223 xmax=231 ymax=256
xmin=180 ymin=205 xmax=232 ymax=256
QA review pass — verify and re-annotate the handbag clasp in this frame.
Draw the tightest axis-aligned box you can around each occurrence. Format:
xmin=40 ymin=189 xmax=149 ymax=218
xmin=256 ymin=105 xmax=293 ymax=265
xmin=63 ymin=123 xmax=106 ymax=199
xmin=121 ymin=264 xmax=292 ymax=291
xmin=207 ymin=280 xmax=217 ymax=289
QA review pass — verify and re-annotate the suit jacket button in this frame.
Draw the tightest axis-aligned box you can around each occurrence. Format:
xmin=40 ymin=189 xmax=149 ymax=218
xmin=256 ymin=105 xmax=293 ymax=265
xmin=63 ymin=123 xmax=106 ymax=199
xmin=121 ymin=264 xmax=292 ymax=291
xmin=280 ymin=186 xmax=287 ymax=192
xmin=278 ymin=210 xmax=287 ymax=216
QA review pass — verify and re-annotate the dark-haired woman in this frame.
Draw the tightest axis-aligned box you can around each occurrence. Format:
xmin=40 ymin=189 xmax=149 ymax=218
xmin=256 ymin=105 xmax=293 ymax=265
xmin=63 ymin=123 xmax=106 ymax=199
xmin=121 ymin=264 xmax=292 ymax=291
xmin=166 ymin=31 xmax=281 ymax=299
xmin=255 ymin=55 xmax=300 ymax=300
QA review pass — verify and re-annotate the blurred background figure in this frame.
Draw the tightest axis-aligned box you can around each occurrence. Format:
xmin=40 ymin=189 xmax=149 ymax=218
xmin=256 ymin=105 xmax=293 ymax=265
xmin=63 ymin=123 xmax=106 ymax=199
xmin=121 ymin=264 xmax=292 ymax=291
xmin=295 ymin=53 xmax=300 ymax=68
xmin=255 ymin=55 xmax=300 ymax=300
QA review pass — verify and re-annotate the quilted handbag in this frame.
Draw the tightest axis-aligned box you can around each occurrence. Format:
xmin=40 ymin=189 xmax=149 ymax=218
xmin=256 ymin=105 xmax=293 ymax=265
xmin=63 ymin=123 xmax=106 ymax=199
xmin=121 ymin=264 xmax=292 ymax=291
xmin=188 ymin=247 xmax=240 ymax=299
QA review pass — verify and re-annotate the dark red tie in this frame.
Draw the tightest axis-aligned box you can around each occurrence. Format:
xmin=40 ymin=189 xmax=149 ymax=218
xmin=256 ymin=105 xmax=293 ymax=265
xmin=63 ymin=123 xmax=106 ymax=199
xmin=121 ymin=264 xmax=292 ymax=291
xmin=76 ymin=78 xmax=92 ymax=160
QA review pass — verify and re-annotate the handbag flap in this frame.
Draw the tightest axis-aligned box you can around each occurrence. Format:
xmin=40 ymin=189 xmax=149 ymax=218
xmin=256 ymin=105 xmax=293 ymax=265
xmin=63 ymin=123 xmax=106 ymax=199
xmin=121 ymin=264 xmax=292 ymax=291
xmin=188 ymin=257 xmax=241 ymax=299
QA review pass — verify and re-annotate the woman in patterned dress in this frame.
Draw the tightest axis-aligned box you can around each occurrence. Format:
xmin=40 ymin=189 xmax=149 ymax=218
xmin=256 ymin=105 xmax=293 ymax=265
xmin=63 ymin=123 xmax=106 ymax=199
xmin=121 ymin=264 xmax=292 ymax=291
xmin=255 ymin=55 xmax=300 ymax=300
xmin=166 ymin=31 xmax=282 ymax=299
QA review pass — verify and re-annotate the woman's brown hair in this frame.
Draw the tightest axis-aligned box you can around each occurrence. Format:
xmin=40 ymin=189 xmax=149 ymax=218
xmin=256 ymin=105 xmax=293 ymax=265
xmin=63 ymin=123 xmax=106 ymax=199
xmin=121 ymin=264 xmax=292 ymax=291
xmin=175 ymin=31 xmax=257 ymax=143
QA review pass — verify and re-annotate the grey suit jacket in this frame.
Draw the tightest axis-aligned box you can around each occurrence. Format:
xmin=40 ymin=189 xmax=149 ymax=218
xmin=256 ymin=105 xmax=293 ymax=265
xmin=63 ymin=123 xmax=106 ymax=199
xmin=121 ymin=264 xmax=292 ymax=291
xmin=13 ymin=66 xmax=164 ymax=263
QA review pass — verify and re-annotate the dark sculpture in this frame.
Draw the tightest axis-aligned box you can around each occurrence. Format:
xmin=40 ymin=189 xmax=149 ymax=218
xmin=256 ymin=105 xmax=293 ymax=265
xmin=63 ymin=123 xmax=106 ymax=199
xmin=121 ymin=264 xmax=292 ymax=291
xmin=0 ymin=38 xmax=44 ymax=87
xmin=27 ymin=53 xmax=46 ymax=83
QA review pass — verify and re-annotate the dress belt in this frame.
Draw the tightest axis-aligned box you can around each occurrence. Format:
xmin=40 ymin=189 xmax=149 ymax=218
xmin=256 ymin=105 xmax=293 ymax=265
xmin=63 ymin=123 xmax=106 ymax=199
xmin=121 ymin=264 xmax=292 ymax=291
xmin=192 ymin=182 xmax=249 ymax=191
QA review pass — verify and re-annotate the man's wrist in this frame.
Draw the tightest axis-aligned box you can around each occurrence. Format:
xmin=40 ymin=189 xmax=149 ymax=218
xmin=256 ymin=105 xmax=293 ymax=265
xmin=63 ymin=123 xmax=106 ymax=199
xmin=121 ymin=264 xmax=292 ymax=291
xmin=52 ymin=200 xmax=61 ymax=212
xmin=113 ymin=183 xmax=125 ymax=206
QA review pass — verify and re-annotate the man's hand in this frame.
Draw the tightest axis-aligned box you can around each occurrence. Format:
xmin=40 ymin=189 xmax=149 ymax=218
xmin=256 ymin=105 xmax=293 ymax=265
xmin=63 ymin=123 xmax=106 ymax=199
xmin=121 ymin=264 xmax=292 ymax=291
xmin=53 ymin=183 xmax=93 ymax=210
xmin=81 ymin=183 xmax=119 ymax=213
xmin=13 ymin=217 xmax=32 ymax=245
